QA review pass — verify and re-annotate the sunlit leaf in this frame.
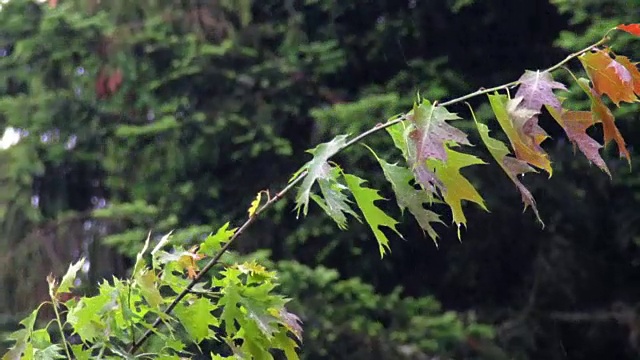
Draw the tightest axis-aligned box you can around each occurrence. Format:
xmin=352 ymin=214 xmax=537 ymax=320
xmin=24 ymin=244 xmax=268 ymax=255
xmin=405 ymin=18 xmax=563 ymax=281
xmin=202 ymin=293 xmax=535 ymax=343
xmin=174 ymin=298 xmax=218 ymax=343
xmin=579 ymin=50 xmax=636 ymax=105
xmin=343 ymin=173 xmax=403 ymax=257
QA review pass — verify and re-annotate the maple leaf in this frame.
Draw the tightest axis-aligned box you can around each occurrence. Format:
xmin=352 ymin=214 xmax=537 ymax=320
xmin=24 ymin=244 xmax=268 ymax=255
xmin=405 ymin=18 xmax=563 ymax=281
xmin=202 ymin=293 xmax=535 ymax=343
xmin=200 ymin=222 xmax=236 ymax=256
xmin=343 ymin=173 xmax=403 ymax=257
xmin=579 ymin=50 xmax=636 ymax=105
xmin=310 ymin=164 xmax=359 ymax=229
xmin=617 ymin=23 xmax=640 ymax=36
xmin=174 ymin=298 xmax=218 ymax=343
xmin=576 ymin=77 xmax=630 ymax=161
xmin=488 ymin=93 xmax=552 ymax=175
xmin=368 ymin=147 xmax=442 ymax=243
xmin=615 ymin=55 xmax=640 ymax=95
xmin=408 ymin=99 xmax=470 ymax=162
xmin=248 ymin=192 xmax=262 ymax=217
xmin=515 ymin=70 xmax=567 ymax=113
xmin=294 ymin=135 xmax=348 ymax=217
xmin=474 ymin=116 xmax=542 ymax=224
xmin=56 ymin=258 xmax=85 ymax=295
xmin=427 ymin=144 xmax=487 ymax=234
xmin=546 ymin=105 xmax=610 ymax=176
xmin=384 ymin=113 xmax=434 ymax=193
xmin=135 ymin=269 xmax=163 ymax=308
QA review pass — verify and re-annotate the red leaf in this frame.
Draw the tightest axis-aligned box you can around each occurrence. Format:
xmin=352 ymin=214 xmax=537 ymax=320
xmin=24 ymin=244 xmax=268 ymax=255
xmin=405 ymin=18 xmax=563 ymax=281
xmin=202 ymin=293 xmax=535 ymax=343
xmin=48 ymin=0 xmax=58 ymax=8
xmin=579 ymin=50 xmax=637 ymax=105
xmin=107 ymin=68 xmax=123 ymax=94
xmin=617 ymin=24 xmax=640 ymax=36
xmin=546 ymin=108 xmax=610 ymax=176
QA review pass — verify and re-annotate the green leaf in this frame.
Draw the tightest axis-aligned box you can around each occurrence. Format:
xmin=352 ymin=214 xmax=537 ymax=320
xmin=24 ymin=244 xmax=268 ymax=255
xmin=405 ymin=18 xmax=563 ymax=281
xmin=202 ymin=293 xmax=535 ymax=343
xmin=274 ymin=330 xmax=300 ymax=360
xmin=2 ymin=308 xmax=40 ymax=360
xmin=174 ymin=298 xmax=218 ymax=343
xmin=368 ymin=147 xmax=443 ymax=243
xmin=310 ymin=165 xmax=359 ymax=229
xmin=474 ymin=115 xmax=541 ymax=224
xmin=343 ymin=173 xmax=403 ymax=257
xmin=427 ymin=145 xmax=487 ymax=235
xmin=70 ymin=345 xmax=91 ymax=360
xmin=200 ymin=222 xmax=236 ymax=256
xmin=67 ymin=290 xmax=112 ymax=342
xmin=135 ymin=269 xmax=163 ymax=308
xmin=294 ymin=135 xmax=349 ymax=217
xmin=57 ymin=258 xmax=85 ymax=294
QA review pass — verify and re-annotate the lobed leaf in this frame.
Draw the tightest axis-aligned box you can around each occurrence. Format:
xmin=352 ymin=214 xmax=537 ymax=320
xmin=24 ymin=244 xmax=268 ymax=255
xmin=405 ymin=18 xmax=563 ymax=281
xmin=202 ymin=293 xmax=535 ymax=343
xmin=174 ymin=298 xmax=218 ymax=343
xmin=488 ymin=93 xmax=552 ymax=175
xmin=310 ymin=164 xmax=360 ymax=229
xmin=579 ymin=50 xmax=637 ymax=105
xmin=576 ymin=77 xmax=630 ymax=161
xmin=473 ymin=115 xmax=542 ymax=224
xmin=343 ymin=173 xmax=403 ymax=257
xmin=368 ymin=146 xmax=442 ymax=243
xmin=546 ymin=106 xmax=610 ymax=176
xmin=617 ymin=23 xmax=640 ymax=36
xmin=57 ymin=258 xmax=86 ymax=295
xmin=427 ymin=145 xmax=487 ymax=235
xmin=294 ymin=135 xmax=349 ymax=217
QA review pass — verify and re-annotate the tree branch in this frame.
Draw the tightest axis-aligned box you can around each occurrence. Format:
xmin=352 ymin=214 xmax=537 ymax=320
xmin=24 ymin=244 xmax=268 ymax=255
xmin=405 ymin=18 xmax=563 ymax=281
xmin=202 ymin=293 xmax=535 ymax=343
xmin=127 ymin=34 xmax=611 ymax=354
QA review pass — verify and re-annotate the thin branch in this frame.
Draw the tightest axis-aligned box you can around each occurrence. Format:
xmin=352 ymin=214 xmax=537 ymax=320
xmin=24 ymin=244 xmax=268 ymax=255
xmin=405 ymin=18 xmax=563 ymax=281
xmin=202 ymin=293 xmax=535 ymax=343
xmin=127 ymin=34 xmax=611 ymax=354
xmin=128 ymin=171 xmax=307 ymax=353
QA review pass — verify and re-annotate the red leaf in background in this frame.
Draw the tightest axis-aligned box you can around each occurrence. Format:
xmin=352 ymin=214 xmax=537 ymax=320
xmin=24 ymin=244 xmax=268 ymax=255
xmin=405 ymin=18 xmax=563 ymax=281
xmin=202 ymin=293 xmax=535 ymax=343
xmin=617 ymin=23 xmax=640 ymax=36
xmin=579 ymin=50 xmax=637 ymax=105
xmin=95 ymin=67 xmax=108 ymax=99
xmin=48 ymin=0 xmax=58 ymax=8
xmin=107 ymin=68 xmax=123 ymax=94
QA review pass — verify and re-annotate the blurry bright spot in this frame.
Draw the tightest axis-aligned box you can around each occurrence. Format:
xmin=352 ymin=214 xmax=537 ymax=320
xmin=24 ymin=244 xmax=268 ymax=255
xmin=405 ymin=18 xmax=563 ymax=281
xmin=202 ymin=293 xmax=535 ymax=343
xmin=0 ymin=127 xmax=21 ymax=149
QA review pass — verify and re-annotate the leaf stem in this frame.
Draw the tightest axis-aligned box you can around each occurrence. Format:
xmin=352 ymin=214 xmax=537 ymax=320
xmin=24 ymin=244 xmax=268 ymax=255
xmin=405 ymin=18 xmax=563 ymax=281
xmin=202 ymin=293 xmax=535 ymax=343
xmin=127 ymin=34 xmax=610 ymax=355
xmin=50 ymin=300 xmax=72 ymax=360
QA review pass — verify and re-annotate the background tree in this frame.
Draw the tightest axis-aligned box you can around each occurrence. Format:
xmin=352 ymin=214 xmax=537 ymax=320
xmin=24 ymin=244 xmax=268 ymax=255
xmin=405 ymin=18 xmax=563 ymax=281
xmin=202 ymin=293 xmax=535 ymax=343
xmin=1 ymin=0 xmax=639 ymax=359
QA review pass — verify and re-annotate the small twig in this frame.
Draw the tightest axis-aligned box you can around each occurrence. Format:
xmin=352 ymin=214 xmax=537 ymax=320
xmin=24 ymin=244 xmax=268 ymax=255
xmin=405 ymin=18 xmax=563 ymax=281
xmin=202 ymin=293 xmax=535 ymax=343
xmin=127 ymin=35 xmax=611 ymax=354
xmin=128 ymin=172 xmax=307 ymax=353
xmin=50 ymin=300 xmax=72 ymax=360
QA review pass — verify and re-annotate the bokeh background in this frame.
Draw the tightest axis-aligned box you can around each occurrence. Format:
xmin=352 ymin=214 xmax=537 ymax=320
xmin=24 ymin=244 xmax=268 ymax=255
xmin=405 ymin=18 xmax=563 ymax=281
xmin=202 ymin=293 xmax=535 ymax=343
xmin=1 ymin=0 xmax=640 ymax=359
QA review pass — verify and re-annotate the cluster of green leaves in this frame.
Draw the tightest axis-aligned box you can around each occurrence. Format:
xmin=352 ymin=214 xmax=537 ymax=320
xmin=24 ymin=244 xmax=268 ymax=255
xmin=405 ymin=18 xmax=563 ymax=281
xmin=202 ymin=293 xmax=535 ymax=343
xmin=3 ymin=230 xmax=302 ymax=359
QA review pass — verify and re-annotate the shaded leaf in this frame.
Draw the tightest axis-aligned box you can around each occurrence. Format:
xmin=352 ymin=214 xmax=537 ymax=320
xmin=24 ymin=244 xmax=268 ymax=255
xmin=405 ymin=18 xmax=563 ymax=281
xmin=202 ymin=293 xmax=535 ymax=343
xmin=343 ymin=173 xmax=403 ymax=257
xmin=294 ymin=135 xmax=349 ymax=217
xmin=546 ymin=106 xmax=610 ymax=176
xmin=135 ymin=269 xmax=163 ymax=308
xmin=368 ymin=147 xmax=442 ymax=243
xmin=310 ymin=164 xmax=359 ymax=229
xmin=579 ymin=50 xmax=636 ymax=105
xmin=174 ymin=298 xmax=218 ymax=343
xmin=473 ymin=115 xmax=542 ymax=224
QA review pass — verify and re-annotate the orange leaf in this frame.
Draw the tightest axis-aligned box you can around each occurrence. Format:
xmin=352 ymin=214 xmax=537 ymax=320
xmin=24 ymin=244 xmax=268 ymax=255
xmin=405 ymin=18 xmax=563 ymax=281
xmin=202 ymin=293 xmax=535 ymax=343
xmin=487 ymin=94 xmax=552 ymax=175
xmin=579 ymin=50 xmax=637 ymax=105
xmin=615 ymin=55 xmax=640 ymax=95
xmin=617 ymin=24 xmax=640 ymax=36
xmin=576 ymin=78 xmax=630 ymax=162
